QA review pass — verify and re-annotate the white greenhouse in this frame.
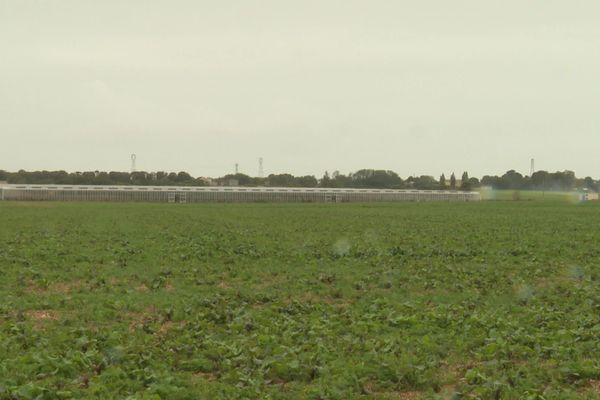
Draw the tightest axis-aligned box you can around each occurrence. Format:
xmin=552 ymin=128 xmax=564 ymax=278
xmin=0 ymin=184 xmax=481 ymax=203
xmin=0 ymin=185 xmax=481 ymax=203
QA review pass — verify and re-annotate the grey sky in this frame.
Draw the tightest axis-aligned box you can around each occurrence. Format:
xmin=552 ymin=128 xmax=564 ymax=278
xmin=1 ymin=1 xmax=599 ymax=178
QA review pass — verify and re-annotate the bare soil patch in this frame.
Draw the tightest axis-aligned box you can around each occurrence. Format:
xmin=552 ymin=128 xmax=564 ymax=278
xmin=26 ymin=280 xmax=83 ymax=295
xmin=25 ymin=310 xmax=60 ymax=330
xmin=192 ymin=372 xmax=218 ymax=381
xmin=26 ymin=310 xmax=59 ymax=320
xmin=587 ymin=380 xmax=600 ymax=394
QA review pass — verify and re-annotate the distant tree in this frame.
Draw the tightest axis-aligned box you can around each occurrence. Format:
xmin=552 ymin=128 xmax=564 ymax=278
xmin=583 ymin=176 xmax=597 ymax=191
xmin=501 ymin=170 xmax=524 ymax=190
xmin=530 ymin=170 xmax=549 ymax=190
xmin=350 ymin=169 xmax=403 ymax=189
xmin=412 ymin=175 xmax=438 ymax=190
xmin=176 ymin=171 xmax=193 ymax=183
xmin=3 ymin=167 xmax=597 ymax=191
xmin=73 ymin=171 xmax=96 ymax=185
xmin=94 ymin=171 xmax=111 ymax=185
xmin=330 ymin=171 xmax=352 ymax=188
xmin=155 ymin=171 xmax=168 ymax=184
xmin=460 ymin=172 xmax=471 ymax=191
xmin=480 ymin=175 xmax=498 ymax=188
xmin=193 ymin=177 xmax=208 ymax=186
xmin=295 ymin=175 xmax=318 ymax=187
xmin=167 ymin=172 xmax=178 ymax=183
xmin=267 ymin=173 xmax=296 ymax=187
xmin=109 ymin=171 xmax=130 ymax=184
xmin=131 ymin=171 xmax=150 ymax=185
xmin=439 ymin=174 xmax=446 ymax=188
xmin=550 ymin=170 xmax=575 ymax=191
xmin=217 ymin=173 xmax=254 ymax=186
xmin=468 ymin=177 xmax=480 ymax=188
xmin=320 ymin=171 xmax=332 ymax=187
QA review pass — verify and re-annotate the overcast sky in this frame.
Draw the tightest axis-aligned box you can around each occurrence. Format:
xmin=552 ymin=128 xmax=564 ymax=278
xmin=1 ymin=1 xmax=599 ymax=178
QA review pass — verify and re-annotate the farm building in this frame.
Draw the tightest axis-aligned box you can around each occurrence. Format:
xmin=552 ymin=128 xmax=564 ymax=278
xmin=580 ymin=189 xmax=599 ymax=201
xmin=0 ymin=184 xmax=481 ymax=203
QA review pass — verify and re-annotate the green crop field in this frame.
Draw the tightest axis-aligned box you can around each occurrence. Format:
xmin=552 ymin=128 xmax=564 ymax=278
xmin=1 ymin=200 xmax=600 ymax=399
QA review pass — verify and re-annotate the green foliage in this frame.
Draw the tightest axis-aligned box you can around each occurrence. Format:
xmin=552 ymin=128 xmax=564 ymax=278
xmin=1 ymin=201 xmax=600 ymax=399
xmin=2 ymin=168 xmax=598 ymax=192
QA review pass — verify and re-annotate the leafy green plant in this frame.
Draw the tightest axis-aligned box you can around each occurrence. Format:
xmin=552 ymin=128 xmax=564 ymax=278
xmin=1 ymin=201 xmax=600 ymax=399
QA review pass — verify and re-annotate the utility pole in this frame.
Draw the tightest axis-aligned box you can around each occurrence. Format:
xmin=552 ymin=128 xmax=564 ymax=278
xmin=258 ymin=158 xmax=264 ymax=178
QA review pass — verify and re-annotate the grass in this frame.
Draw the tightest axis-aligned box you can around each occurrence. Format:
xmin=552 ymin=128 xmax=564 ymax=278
xmin=1 ymin=200 xmax=600 ymax=399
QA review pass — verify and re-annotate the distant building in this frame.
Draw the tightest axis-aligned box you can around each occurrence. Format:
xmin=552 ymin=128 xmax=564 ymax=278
xmin=196 ymin=177 xmax=215 ymax=186
xmin=581 ymin=188 xmax=599 ymax=201
xmin=441 ymin=180 xmax=462 ymax=189
xmin=217 ymin=178 xmax=239 ymax=187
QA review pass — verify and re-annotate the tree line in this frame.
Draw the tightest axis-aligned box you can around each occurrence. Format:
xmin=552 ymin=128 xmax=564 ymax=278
xmin=0 ymin=168 xmax=597 ymax=191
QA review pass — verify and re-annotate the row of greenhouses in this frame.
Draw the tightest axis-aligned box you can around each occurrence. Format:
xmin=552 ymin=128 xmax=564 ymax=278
xmin=0 ymin=184 xmax=481 ymax=203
